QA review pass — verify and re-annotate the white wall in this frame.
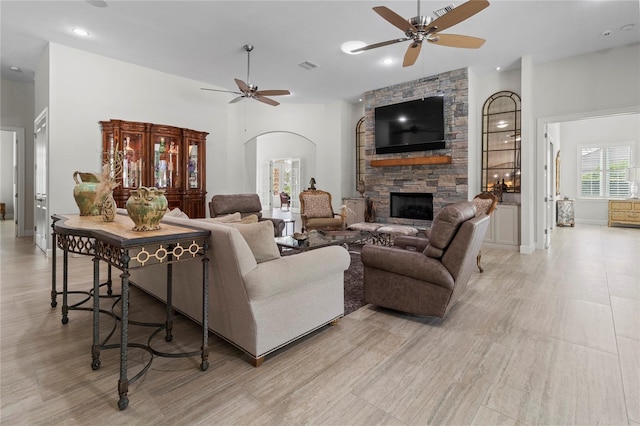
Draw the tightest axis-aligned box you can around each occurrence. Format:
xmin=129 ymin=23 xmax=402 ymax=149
xmin=0 ymin=78 xmax=35 ymax=232
xmin=558 ymin=114 xmax=640 ymax=224
xmin=34 ymin=43 xmax=357 ymax=244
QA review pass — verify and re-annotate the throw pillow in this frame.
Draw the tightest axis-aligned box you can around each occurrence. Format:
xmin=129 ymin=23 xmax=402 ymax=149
xmin=200 ymin=212 xmax=242 ymax=223
xmin=221 ymin=220 xmax=281 ymax=263
xmin=165 ymin=207 xmax=189 ymax=219
xmin=237 ymin=214 xmax=259 ymax=224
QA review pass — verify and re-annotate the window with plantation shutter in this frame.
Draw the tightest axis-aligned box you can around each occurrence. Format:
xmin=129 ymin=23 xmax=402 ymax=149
xmin=579 ymin=145 xmax=632 ymax=198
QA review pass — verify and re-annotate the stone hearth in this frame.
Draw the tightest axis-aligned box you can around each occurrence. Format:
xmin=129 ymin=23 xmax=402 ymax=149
xmin=363 ymin=68 xmax=469 ymax=227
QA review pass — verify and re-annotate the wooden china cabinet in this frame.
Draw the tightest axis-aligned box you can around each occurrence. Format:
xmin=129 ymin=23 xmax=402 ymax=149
xmin=100 ymin=119 xmax=208 ymax=218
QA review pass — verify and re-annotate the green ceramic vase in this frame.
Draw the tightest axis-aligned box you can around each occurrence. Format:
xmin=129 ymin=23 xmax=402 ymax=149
xmin=125 ymin=187 xmax=168 ymax=231
xmin=73 ymin=171 xmax=101 ymax=216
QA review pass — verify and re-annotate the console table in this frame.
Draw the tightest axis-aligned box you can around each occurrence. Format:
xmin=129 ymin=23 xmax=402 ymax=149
xmin=51 ymin=214 xmax=210 ymax=410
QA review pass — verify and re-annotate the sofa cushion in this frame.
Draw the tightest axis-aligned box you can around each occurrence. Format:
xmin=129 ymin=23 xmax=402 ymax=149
xmin=199 ymin=212 xmax=242 ymax=223
xmin=221 ymin=220 xmax=281 ymax=263
xmin=301 ymin=193 xmax=333 ymax=218
xmin=424 ymin=202 xmax=476 ymax=259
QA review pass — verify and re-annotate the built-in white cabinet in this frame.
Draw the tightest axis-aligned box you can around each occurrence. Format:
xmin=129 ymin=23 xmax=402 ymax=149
xmin=484 ymin=203 xmax=520 ymax=249
xmin=342 ymin=197 xmax=366 ymax=226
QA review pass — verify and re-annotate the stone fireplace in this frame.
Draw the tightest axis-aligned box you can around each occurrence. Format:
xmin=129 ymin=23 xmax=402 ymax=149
xmin=362 ymin=68 xmax=469 ymax=227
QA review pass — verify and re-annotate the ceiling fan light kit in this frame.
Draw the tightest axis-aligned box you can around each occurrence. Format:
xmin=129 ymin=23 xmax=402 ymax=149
xmin=201 ymin=44 xmax=290 ymax=106
xmin=352 ymin=0 xmax=490 ymax=67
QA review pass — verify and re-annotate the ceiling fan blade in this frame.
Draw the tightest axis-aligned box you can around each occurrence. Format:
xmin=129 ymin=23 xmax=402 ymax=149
xmin=255 ymin=89 xmax=290 ymax=96
xmin=255 ymin=95 xmax=280 ymax=106
xmin=429 ymin=34 xmax=486 ymax=48
xmin=426 ymin=0 xmax=490 ymax=33
xmin=234 ymin=78 xmax=250 ymax=93
xmin=229 ymin=95 xmax=244 ymax=104
xmin=201 ymin=88 xmax=241 ymax=95
xmin=403 ymin=42 xmax=422 ymax=67
xmin=351 ymin=37 xmax=410 ymax=53
xmin=373 ymin=6 xmax=417 ymax=33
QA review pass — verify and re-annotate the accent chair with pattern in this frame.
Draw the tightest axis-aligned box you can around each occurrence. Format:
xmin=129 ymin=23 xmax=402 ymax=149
xmin=299 ymin=189 xmax=345 ymax=232
xmin=471 ymin=191 xmax=498 ymax=272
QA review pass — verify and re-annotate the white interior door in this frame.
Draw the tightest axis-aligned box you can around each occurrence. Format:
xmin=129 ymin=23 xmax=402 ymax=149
xmin=34 ymin=109 xmax=48 ymax=254
xmin=544 ymin=131 xmax=554 ymax=249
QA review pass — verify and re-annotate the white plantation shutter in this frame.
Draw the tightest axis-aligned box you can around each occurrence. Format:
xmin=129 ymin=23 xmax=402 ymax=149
xmin=606 ymin=146 xmax=631 ymax=197
xmin=580 ymin=147 xmax=602 ymax=196
xmin=579 ymin=145 xmax=632 ymax=198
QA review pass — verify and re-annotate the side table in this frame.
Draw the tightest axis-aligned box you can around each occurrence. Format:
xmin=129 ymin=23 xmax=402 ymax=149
xmin=52 ymin=214 xmax=210 ymax=410
xmin=557 ymin=199 xmax=575 ymax=227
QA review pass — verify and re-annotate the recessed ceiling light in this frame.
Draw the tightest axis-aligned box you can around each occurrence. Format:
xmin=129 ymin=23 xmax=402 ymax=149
xmin=601 ymin=30 xmax=612 ymax=37
xmin=383 ymin=58 xmax=393 ymax=65
xmin=72 ymin=28 xmax=90 ymax=36
xmin=9 ymin=66 xmax=22 ymax=72
xmin=341 ymin=41 xmax=366 ymax=55
xmin=621 ymin=24 xmax=635 ymax=31
xmin=495 ymin=66 xmax=501 ymax=71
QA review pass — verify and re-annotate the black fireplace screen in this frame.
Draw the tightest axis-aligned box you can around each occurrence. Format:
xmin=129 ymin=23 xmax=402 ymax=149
xmin=390 ymin=192 xmax=433 ymax=220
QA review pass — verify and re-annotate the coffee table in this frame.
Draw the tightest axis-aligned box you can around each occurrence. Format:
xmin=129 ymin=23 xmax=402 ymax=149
xmin=275 ymin=230 xmax=370 ymax=252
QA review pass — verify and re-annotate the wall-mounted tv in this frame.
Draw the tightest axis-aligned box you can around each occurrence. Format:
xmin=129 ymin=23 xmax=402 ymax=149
xmin=374 ymin=96 xmax=445 ymax=154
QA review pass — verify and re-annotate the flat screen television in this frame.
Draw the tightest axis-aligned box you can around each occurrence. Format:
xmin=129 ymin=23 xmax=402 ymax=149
xmin=374 ymin=96 xmax=445 ymax=154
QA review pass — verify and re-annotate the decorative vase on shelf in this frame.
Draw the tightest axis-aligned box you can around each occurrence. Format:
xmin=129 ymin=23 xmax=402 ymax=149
xmin=101 ymin=192 xmax=116 ymax=222
xmin=73 ymin=171 xmax=102 ymax=216
xmin=125 ymin=187 xmax=168 ymax=231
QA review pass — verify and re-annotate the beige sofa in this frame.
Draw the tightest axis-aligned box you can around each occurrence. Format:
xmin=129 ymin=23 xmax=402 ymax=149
xmin=125 ymin=211 xmax=351 ymax=366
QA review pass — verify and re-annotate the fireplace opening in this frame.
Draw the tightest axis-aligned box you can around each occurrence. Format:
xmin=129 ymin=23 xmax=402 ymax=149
xmin=390 ymin=192 xmax=433 ymax=220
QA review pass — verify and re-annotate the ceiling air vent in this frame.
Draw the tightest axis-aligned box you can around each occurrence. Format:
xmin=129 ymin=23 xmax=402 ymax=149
xmin=434 ymin=4 xmax=454 ymax=17
xmin=298 ymin=61 xmax=319 ymax=70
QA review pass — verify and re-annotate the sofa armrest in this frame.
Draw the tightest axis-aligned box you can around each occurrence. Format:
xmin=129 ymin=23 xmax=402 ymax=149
xmin=243 ymin=245 xmax=350 ymax=300
xmin=393 ymin=235 xmax=429 ymax=252
xmin=361 ymin=244 xmax=454 ymax=290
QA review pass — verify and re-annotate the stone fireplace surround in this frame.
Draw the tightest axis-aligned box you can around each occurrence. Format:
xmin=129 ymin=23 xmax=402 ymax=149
xmin=362 ymin=68 xmax=469 ymax=228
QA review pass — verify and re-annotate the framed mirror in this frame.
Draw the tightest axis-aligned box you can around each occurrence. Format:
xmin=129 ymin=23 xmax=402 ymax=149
xmin=482 ymin=91 xmax=521 ymax=193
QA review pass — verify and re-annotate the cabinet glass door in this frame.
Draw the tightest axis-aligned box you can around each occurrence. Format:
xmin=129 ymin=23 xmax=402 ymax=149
xmin=121 ymin=133 xmax=143 ymax=188
xmin=154 ymin=136 xmax=181 ymax=189
xmin=188 ymin=143 xmax=199 ymax=189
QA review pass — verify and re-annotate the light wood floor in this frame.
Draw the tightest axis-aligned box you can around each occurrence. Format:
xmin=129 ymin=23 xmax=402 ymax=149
xmin=1 ymin=220 xmax=638 ymax=425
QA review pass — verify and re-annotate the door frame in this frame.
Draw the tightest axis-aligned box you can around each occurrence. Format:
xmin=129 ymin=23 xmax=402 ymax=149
xmin=535 ymin=106 xmax=640 ymax=249
xmin=33 ymin=108 xmax=49 ymax=254
xmin=0 ymin=126 xmax=26 ymax=237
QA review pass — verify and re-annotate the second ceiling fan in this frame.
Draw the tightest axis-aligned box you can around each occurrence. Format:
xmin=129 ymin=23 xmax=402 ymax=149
xmin=352 ymin=0 xmax=490 ymax=67
xmin=202 ymin=44 xmax=290 ymax=106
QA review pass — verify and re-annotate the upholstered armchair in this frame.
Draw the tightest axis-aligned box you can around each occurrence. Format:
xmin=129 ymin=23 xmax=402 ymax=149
xmin=471 ymin=191 xmax=498 ymax=272
xmin=361 ymin=201 xmax=490 ymax=318
xmin=209 ymin=194 xmax=285 ymax=237
xmin=299 ymin=189 xmax=345 ymax=232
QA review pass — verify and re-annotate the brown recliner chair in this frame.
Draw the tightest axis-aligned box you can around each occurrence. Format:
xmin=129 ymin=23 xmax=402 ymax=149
xmin=209 ymin=194 xmax=285 ymax=237
xmin=361 ymin=201 xmax=490 ymax=318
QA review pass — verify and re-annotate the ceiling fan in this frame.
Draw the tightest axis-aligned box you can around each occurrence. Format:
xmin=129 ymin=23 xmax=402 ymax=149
xmin=201 ymin=44 xmax=290 ymax=106
xmin=352 ymin=0 xmax=490 ymax=67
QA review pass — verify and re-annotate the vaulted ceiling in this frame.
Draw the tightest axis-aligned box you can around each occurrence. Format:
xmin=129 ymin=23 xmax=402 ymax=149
xmin=1 ymin=1 xmax=638 ymax=104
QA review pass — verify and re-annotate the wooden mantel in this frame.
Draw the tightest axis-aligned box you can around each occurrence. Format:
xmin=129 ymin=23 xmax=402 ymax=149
xmin=370 ymin=156 xmax=452 ymax=167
